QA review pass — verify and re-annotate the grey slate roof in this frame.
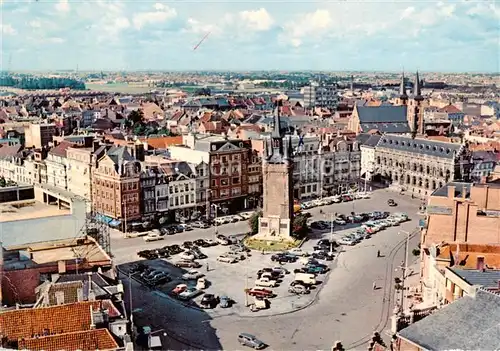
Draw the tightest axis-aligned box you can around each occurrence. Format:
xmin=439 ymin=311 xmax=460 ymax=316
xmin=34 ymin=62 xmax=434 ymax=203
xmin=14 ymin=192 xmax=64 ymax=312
xmin=357 ymin=134 xmax=382 ymax=147
xmin=398 ymin=290 xmax=500 ymax=350
xmin=376 ymin=135 xmax=462 ymax=159
xmin=431 ymin=181 xmax=472 ymax=198
xmin=357 ymin=105 xmax=408 ymax=123
xmin=107 ymin=146 xmax=134 ymax=164
xmin=360 ymin=122 xmax=410 ymax=133
xmin=451 ymin=268 xmax=500 ymax=288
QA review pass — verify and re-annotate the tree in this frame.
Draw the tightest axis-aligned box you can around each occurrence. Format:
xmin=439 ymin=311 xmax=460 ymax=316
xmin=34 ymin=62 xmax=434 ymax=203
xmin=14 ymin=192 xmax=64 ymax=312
xmin=292 ymin=214 xmax=309 ymax=240
xmin=0 ymin=176 xmax=5 ymax=187
xmin=128 ymin=110 xmax=144 ymax=125
xmin=195 ymin=88 xmax=211 ymax=96
xmin=133 ymin=124 xmax=146 ymax=136
xmin=248 ymin=211 xmax=263 ymax=234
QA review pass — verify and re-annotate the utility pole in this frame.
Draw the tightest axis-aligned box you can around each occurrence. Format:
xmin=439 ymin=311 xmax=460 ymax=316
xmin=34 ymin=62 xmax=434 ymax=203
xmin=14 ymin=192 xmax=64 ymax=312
xmin=400 ymin=230 xmax=410 ymax=311
xmin=330 ymin=213 xmax=334 ymax=254
xmin=123 ymin=198 xmax=128 ymax=238
xmin=128 ymin=272 xmax=134 ymax=324
xmin=244 ymin=264 xmax=249 ymax=307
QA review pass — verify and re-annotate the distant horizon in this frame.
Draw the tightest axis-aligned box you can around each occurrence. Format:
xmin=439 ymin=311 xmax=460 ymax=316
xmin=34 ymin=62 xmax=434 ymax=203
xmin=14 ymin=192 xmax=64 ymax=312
xmin=1 ymin=0 xmax=498 ymax=72
xmin=2 ymin=69 xmax=499 ymax=75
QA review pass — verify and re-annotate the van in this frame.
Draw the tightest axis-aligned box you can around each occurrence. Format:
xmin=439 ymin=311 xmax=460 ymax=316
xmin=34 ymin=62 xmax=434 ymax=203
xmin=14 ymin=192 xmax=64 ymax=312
xmin=294 ymin=272 xmax=316 ymax=285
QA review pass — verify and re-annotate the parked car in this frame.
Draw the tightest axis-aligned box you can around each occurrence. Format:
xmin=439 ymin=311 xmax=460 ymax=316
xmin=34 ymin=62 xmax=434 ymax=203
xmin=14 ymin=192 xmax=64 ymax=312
xmin=217 ymin=255 xmax=237 ymax=263
xmin=246 ymin=287 xmax=275 ymax=298
xmin=312 ymin=251 xmax=334 ymax=261
xmin=200 ymin=294 xmax=219 ymax=308
xmin=227 ymin=252 xmax=246 ymax=261
xmin=272 ymin=266 xmax=290 ymax=275
xmin=338 ymin=237 xmax=357 ymax=246
xmin=204 ymin=239 xmax=218 ymax=246
xmin=179 ymin=252 xmax=195 ymax=261
xmin=388 ymin=199 xmax=397 ymax=206
xmin=270 ymin=253 xmax=298 ymax=263
xmin=191 ymin=221 xmax=210 ymax=229
xmin=288 ymin=284 xmax=310 ymax=295
xmin=215 ymin=234 xmax=230 ymax=245
xmin=288 ymin=248 xmax=309 ymax=257
xmin=257 ymin=270 xmax=282 ymax=280
xmin=178 ymin=287 xmax=203 ymax=301
xmin=143 ymin=232 xmax=164 ymax=242
xmin=219 ymin=295 xmax=232 ymax=308
xmin=171 ymin=284 xmax=188 ymax=295
xmin=193 ymin=239 xmax=210 ymax=247
xmin=179 ymin=223 xmax=193 ymax=231
xmin=237 ymin=333 xmax=266 ymax=350
xmin=182 ymin=270 xmax=205 ymax=280
xmin=255 ymin=277 xmax=277 ymax=287
xmin=174 ymin=260 xmax=201 ymax=268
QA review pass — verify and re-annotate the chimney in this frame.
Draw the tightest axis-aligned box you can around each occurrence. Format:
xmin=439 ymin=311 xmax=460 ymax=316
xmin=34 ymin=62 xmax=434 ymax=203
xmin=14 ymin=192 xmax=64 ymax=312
xmin=57 ymin=260 xmax=66 ymax=274
xmin=476 ymin=256 xmax=485 ymax=271
xmin=77 ymin=287 xmax=84 ymax=302
xmin=92 ymin=140 xmax=100 ymax=152
xmin=447 ymin=185 xmax=455 ymax=199
xmin=55 ymin=290 xmax=65 ymax=305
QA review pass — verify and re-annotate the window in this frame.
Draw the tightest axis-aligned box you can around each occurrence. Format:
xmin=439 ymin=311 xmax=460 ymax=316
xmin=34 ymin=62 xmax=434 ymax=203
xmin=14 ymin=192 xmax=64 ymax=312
xmin=185 ymin=184 xmax=189 ymax=191
xmin=211 ymin=179 xmax=216 ymax=187
xmin=199 ymin=168 xmax=204 ymax=177
xmin=185 ymin=194 xmax=189 ymax=203
xmin=221 ymin=178 xmax=229 ymax=186
xmin=222 ymin=156 xmax=227 ymax=163
xmin=232 ymin=177 xmax=240 ymax=185
xmin=231 ymin=187 xmax=241 ymax=196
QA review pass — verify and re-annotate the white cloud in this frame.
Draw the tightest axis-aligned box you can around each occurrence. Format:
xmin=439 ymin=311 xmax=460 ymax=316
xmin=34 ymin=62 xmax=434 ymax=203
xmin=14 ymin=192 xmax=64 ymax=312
xmin=55 ymin=0 xmax=70 ymax=13
xmin=239 ymin=8 xmax=274 ymax=31
xmin=0 ymin=24 xmax=16 ymax=35
xmin=133 ymin=4 xmax=177 ymax=30
xmin=281 ymin=9 xmax=332 ymax=46
xmin=46 ymin=37 xmax=65 ymax=44
xmin=29 ymin=20 xmax=42 ymax=28
xmin=466 ymin=2 xmax=500 ymax=19
xmin=185 ymin=18 xmax=219 ymax=35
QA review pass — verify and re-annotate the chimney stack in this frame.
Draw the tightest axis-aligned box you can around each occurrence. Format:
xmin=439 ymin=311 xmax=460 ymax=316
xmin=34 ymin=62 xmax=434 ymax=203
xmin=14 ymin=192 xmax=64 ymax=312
xmin=476 ymin=256 xmax=485 ymax=271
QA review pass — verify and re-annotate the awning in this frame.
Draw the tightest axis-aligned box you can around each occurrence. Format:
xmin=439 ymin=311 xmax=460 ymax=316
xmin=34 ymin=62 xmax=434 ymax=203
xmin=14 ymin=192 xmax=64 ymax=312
xmin=109 ymin=219 xmax=121 ymax=227
xmin=95 ymin=213 xmax=114 ymax=224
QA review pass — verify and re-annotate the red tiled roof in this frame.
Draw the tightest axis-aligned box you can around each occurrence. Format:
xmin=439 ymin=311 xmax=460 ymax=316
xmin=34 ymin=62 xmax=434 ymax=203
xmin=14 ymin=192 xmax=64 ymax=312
xmin=0 ymin=300 xmax=117 ymax=341
xmin=48 ymin=141 xmax=76 ymax=157
xmin=18 ymin=328 xmax=119 ymax=351
xmin=0 ymin=144 xmax=22 ymax=158
xmin=139 ymin=136 xmax=183 ymax=150
xmin=440 ymin=104 xmax=462 ymax=113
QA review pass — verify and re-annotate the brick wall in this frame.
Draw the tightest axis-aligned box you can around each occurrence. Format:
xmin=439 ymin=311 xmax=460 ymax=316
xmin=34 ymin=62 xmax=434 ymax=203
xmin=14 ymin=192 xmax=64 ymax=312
xmin=394 ymin=337 xmax=423 ymax=351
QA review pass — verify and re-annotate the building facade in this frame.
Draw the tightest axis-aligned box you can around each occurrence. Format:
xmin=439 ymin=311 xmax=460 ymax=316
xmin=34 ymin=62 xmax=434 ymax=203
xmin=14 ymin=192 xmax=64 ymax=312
xmin=373 ymin=135 xmax=471 ymax=197
xmin=92 ymin=146 xmax=141 ymax=223
xmin=303 ymin=84 xmax=339 ymax=110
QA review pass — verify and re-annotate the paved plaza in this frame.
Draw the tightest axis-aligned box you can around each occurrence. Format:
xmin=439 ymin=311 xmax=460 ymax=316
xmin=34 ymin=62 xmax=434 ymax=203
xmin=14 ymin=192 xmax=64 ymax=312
xmin=114 ymin=189 xmax=422 ymax=350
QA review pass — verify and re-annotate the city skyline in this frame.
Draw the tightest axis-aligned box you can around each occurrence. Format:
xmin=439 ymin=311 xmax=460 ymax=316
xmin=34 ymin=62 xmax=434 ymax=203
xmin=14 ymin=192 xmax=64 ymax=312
xmin=0 ymin=0 xmax=498 ymax=72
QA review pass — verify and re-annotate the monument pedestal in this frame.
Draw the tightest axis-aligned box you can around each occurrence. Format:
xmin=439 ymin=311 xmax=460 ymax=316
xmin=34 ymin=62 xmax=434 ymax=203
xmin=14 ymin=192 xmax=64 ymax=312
xmin=255 ymin=215 xmax=292 ymax=241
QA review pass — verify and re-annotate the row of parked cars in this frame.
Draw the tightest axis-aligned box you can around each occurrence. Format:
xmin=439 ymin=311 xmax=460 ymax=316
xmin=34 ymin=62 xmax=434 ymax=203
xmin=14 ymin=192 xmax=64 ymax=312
xmin=300 ymin=192 xmax=371 ymax=210
xmin=338 ymin=212 xmax=409 ymax=246
xmin=137 ymin=238 xmax=218 ymax=263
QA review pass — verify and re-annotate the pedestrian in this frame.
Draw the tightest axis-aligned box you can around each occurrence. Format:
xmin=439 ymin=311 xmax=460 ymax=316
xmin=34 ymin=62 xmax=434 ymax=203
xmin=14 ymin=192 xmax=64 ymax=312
xmin=206 ymin=263 xmax=209 ymax=272
xmin=377 ymin=250 xmax=380 ymax=257
xmin=373 ymin=281 xmax=377 ymax=290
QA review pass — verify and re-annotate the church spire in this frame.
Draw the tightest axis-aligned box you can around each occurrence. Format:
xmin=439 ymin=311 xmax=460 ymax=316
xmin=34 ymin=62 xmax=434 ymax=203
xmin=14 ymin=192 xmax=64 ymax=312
xmin=271 ymin=99 xmax=283 ymax=138
xmin=413 ymin=71 xmax=423 ymax=101
xmin=399 ymin=71 xmax=408 ymax=99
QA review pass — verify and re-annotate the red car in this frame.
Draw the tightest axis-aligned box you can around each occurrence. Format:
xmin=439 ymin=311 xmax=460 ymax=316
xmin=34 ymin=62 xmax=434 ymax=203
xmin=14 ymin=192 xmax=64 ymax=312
xmin=246 ymin=288 xmax=275 ymax=298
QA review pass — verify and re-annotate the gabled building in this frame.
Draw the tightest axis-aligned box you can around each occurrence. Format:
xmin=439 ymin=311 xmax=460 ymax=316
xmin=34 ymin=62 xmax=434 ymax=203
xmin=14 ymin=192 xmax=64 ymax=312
xmin=92 ymin=146 xmax=141 ymax=224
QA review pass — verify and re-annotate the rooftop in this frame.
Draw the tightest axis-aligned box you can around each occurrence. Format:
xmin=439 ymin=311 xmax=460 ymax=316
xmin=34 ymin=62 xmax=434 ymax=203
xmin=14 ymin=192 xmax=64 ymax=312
xmin=431 ymin=182 xmax=472 ymax=198
xmin=398 ymin=290 xmax=500 ymax=350
xmin=451 ymin=268 xmax=500 ymax=289
xmin=4 ymin=237 xmax=111 ymax=269
xmin=0 ymin=201 xmax=70 ymax=223
xmin=18 ymin=328 xmax=119 ymax=351
xmin=377 ymin=134 xmax=462 ymax=159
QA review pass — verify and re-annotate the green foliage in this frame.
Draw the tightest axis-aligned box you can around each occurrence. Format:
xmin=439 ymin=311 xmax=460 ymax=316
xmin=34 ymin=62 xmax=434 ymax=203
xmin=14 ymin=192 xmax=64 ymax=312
xmin=133 ymin=123 xmax=146 ymax=136
xmin=292 ymin=214 xmax=309 ymax=240
xmin=412 ymin=248 xmax=421 ymax=256
xmin=0 ymin=75 xmax=85 ymax=90
xmin=195 ymin=88 xmax=211 ymax=96
xmin=248 ymin=210 xmax=263 ymax=234
xmin=0 ymin=176 xmax=5 ymax=187
xmin=128 ymin=110 xmax=144 ymax=125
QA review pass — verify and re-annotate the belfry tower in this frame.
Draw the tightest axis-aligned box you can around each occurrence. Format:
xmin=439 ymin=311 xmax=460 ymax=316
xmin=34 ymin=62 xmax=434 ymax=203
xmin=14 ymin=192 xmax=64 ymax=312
xmin=407 ymin=71 xmax=424 ymax=138
xmin=257 ymin=100 xmax=294 ymax=241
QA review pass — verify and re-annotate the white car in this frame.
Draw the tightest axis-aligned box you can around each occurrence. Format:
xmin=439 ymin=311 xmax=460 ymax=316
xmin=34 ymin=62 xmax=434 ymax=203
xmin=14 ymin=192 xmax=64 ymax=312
xmin=178 ymin=287 xmax=203 ymax=300
xmin=255 ymin=277 xmax=277 ymax=287
xmin=179 ymin=252 xmax=195 ymax=261
xmin=338 ymin=237 xmax=357 ymax=246
xmin=217 ymin=255 xmax=237 ymax=263
xmin=143 ymin=232 xmax=164 ymax=242
xmin=182 ymin=270 xmax=205 ymax=280
xmin=288 ymin=248 xmax=309 ymax=257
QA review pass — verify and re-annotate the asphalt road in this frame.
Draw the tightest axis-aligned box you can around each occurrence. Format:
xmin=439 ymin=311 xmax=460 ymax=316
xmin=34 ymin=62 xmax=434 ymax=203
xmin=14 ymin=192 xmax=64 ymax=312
xmin=115 ymin=189 xmax=422 ymax=350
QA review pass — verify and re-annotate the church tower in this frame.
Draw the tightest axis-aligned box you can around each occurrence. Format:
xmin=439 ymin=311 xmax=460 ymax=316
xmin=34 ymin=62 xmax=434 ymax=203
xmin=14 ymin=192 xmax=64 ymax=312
xmin=407 ymin=71 xmax=424 ymax=138
xmin=257 ymin=100 xmax=294 ymax=241
xmin=396 ymin=72 xmax=408 ymax=106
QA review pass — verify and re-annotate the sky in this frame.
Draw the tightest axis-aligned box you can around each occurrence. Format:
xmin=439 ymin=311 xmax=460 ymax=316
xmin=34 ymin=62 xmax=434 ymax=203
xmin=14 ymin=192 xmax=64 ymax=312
xmin=0 ymin=0 xmax=499 ymax=72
